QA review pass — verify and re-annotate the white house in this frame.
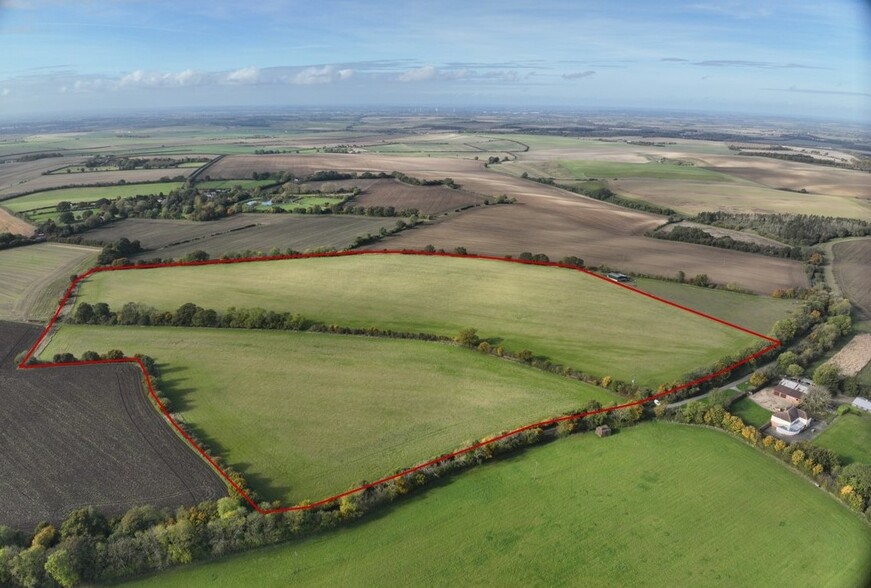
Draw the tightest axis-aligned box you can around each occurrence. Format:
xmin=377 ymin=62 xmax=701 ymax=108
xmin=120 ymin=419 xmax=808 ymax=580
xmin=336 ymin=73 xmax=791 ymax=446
xmin=770 ymin=406 xmax=812 ymax=436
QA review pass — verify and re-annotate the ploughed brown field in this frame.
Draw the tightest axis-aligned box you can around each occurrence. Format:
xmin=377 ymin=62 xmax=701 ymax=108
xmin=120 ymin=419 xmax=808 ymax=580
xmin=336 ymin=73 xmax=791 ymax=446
xmin=0 ymin=321 xmax=224 ymax=530
xmin=351 ymin=179 xmax=487 ymax=215
xmin=0 ymin=156 xmax=86 ymax=197
xmin=832 ymin=238 xmax=871 ymax=320
xmin=83 ymin=214 xmax=397 ymax=259
xmin=207 ymin=154 xmax=807 ymax=293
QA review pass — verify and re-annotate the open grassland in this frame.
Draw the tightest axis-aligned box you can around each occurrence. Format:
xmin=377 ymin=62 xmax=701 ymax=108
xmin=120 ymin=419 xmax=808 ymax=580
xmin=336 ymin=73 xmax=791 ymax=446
xmin=632 ymin=278 xmax=796 ymax=334
xmin=814 ymin=414 xmax=871 ymax=465
xmin=729 ymin=396 xmax=773 ymax=428
xmin=122 ymin=424 xmax=871 ymax=588
xmin=42 ymin=326 xmax=617 ymax=504
xmin=75 ymin=255 xmax=763 ymax=387
xmin=612 ymin=178 xmax=871 ymax=220
xmin=0 ymin=322 xmax=224 ymax=530
xmin=81 ymin=215 xmax=397 ymax=259
xmin=0 ymin=169 xmax=193 ymax=199
xmin=1 ymin=182 xmax=183 ymax=212
xmin=0 ymin=242 xmax=98 ymax=321
xmin=832 ymin=238 xmax=871 ymax=321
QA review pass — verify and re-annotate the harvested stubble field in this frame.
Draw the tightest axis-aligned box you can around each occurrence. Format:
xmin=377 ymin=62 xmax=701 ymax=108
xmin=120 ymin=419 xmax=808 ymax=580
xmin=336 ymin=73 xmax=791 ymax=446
xmin=612 ymin=178 xmax=871 ymax=220
xmin=122 ymin=424 xmax=871 ymax=588
xmin=206 ymin=154 xmax=807 ymax=292
xmin=0 ymin=168 xmax=195 ymax=199
xmin=0 ymin=242 xmax=98 ymax=321
xmin=832 ymin=238 xmax=871 ymax=320
xmin=1 ymin=182 xmax=184 ymax=213
xmin=0 ymin=156 xmax=86 ymax=195
xmin=0 ymin=321 xmax=224 ymax=530
xmin=824 ymin=334 xmax=871 ymax=377
xmin=0 ymin=207 xmax=35 ymax=235
xmin=74 ymin=254 xmax=763 ymax=387
xmin=83 ymin=215 xmax=396 ymax=260
xmin=43 ymin=325 xmax=618 ymax=504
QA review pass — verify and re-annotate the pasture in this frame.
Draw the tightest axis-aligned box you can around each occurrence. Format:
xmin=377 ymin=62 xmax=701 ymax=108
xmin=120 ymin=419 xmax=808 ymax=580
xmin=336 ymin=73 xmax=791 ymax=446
xmin=631 ymin=278 xmax=796 ymax=335
xmin=0 ymin=242 xmax=98 ymax=321
xmin=74 ymin=254 xmax=763 ymax=387
xmin=728 ymin=396 xmax=772 ymax=428
xmin=1 ymin=182 xmax=183 ymax=212
xmin=0 ymin=321 xmax=224 ymax=530
xmin=814 ymin=413 xmax=871 ymax=465
xmin=121 ymin=424 xmax=871 ymax=588
xmin=42 ymin=325 xmax=617 ymax=504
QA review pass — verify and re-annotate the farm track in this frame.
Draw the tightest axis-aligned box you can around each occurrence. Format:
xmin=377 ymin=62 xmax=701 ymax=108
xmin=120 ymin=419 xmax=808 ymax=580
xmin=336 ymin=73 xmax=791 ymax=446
xmin=0 ymin=321 xmax=225 ymax=530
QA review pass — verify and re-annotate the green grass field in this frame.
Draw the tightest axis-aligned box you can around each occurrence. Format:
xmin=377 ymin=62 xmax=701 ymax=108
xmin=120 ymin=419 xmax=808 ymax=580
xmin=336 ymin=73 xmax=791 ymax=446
xmin=814 ymin=413 xmax=871 ymax=465
xmin=121 ymin=424 xmax=871 ymax=588
xmin=633 ymin=278 xmax=796 ymax=335
xmin=0 ymin=242 xmax=98 ymax=321
xmin=74 ymin=255 xmax=763 ymax=387
xmin=1 ymin=182 xmax=183 ymax=212
xmin=42 ymin=325 xmax=617 ymax=503
xmin=729 ymin=396 xmax=773 ymax=428
xmin=290 ymin=195 xmax=346 ymax=208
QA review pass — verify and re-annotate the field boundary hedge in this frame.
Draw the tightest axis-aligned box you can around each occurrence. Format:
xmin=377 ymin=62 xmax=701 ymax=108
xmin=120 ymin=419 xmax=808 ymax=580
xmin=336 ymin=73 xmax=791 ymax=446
xmin=17 ymin=250 xmax=780 ymax=513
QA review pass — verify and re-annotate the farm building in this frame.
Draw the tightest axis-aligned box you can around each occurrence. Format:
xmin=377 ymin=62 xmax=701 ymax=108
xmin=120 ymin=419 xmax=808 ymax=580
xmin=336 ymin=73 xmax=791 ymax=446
xmin=771 ymin=378 xmax=811 ymax=404
xmin=595 ymin=425 xmax=612 ymax=438
xmin=851 ymin=397 xmax=871 ymax=413
xmin=606 ymin=272 xmax=631 ymax=283
xmin=771 ymin=406 xmax=811 ymax=436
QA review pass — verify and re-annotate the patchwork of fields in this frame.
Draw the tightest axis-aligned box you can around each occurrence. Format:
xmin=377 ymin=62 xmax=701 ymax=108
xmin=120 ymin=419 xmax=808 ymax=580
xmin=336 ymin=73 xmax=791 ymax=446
xmin=121 ymin=424 xmax=871 ymax=588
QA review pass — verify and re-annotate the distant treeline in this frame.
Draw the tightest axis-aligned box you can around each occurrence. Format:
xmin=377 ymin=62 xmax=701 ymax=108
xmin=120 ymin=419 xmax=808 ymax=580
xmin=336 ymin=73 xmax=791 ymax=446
xmin=737 ymin=150 xmax=871 ymax=173
xmin=693 ymin=212 xmax=871 ymax=246
xmin=525 ymin=175 xmax=678 ymax=216
xmin=15 ymin=152 xmax=63 ymax=162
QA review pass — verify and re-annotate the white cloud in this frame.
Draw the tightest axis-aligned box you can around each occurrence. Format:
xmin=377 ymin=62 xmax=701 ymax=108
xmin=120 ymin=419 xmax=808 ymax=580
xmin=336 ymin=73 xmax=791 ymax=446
xmin=293 ymin=65 xmax=353 ymax=85
xmin=562 ymin=70 xmax=596 ymax=79
xmin=1 ymin=88 xmax=10 ymax=96
xmin=398 ymin=65 xmax=437 ymax=82
xmin=225 ymin=67 xmax=261 ymax=85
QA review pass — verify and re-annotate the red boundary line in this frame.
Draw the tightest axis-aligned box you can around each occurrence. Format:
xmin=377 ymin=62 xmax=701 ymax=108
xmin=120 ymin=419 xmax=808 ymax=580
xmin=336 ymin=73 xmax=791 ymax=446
xmin=18 ymin=250 xmax=780 ymax=513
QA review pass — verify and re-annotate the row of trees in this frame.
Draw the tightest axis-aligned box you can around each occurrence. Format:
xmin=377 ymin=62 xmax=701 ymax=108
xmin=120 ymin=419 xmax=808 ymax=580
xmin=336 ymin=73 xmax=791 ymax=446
xmin=649 ymin=225 xmax=807 ymax=260
xmin=525 ymin=175 xmax=678 ymax=216
xmin=693 ymin=212 xmax=871 ymax=246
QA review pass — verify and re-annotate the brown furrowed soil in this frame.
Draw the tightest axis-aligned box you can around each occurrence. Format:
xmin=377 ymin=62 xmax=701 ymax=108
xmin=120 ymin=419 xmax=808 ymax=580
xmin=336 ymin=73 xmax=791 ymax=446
xmin=0 ymin=321 xmax=224 ymax=530
xmin=84 ymin=215 xmax=396 ymax=260
xmin=0 ymin=157 xmax=87 ymax=196
xmin=204 ymin=154 xmax=807 ymax=292
xmin=0 ymin=207 xmax=35 ymax=236
xmin=832 ymin=238 xmax=871 ymax=320
xmin=350 ymin=179 xmax=486 ymax=215
xmin=0 ymin=168 xmax=196 ymax=199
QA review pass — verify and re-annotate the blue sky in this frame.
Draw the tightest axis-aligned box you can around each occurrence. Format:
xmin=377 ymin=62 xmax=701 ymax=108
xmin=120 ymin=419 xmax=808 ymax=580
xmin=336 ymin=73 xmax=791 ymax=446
xmin=0 ymin=0 xmax=869 ymax=121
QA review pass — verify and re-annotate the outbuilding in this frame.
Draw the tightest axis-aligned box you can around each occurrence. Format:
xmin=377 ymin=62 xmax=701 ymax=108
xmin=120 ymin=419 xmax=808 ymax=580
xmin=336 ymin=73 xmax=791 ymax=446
xmin=595 ymin=425 xmax=611 ymax=438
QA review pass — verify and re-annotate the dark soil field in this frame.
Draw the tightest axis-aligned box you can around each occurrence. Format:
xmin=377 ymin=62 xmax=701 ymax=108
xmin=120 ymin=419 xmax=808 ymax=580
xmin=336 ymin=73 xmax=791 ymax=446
xmin=832 ymin=238 xmax=871 ymax=320
xmin=0 ymin=321 xmax=224 ymax=530
xmin=83 ymin=214 xmax=396 ymax=259
xmin=349 ymin=179 xmax=486 ymax=215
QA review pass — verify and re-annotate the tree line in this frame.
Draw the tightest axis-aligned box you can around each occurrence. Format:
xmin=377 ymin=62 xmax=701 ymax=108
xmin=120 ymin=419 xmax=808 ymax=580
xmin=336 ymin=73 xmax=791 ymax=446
xmin=649 ymin=225 xmax=807 ymax=260
xmin=692 ymin=212 xmax=871 ymax=246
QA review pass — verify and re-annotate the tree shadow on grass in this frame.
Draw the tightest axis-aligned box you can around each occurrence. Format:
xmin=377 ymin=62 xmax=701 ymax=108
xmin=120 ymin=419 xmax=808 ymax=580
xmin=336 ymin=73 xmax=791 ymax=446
xmin=231 ymin=462 xmax=293 ymax=504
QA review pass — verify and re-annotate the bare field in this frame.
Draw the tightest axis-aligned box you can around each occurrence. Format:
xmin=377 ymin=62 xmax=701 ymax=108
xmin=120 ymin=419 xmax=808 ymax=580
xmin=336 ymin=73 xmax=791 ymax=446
xmin=0 ymin=156 xmax=86 ymax=195
xmin=696 ymin=153 xmax=871 ymax=197
xmin=84 ymin=215 xmax=396 ymax=259
xmin=0 ymin=207 xmax=35 ymax=235
xmin=0 ymin=321 xmax=224 ymax=530
xmin=207 ymin=153 xmax=806 ymax=292
xmin=613 ymin=178 xmax=871 ymax=220
xmin=0 ymin=167 xmax=195 ymax=199
xmin=352 ymin=179 xmax=487 ymax=215
xmin=832 ymin=238 xmax=871 ymax=319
